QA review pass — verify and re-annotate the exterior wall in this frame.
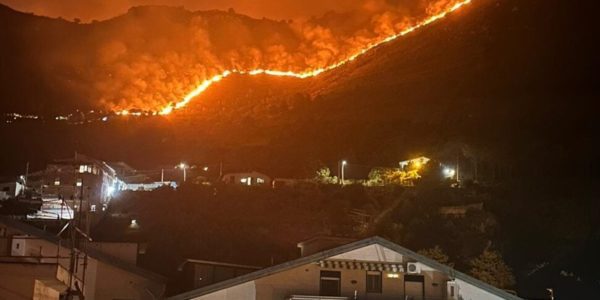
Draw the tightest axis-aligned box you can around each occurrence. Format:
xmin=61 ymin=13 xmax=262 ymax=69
xmin=194 ymin=281 xmax=256 ymax=300
xmin=87 ymin=242 xmax=139 ymax=265
xmin=454 ymin=279 xmax=507 ymax=300
xmin=33 ymin=279 xmax=64 ymax=300
xmin=255 ymin=264 xmax=409 ymax=300
xmin=4 ymin=234 xmax=163 ymax=300
xmin=93 ymin=260 xmax=164 ymax=300
xmin=0 ymin=263 xmax=57 ymax=300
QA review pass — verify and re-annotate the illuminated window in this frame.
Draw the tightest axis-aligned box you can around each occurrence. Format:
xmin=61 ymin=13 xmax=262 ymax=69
xmin=240 ymin=178 xmax=247 ymax=183
xmin=366 ymin=271 xmax=382 ymax=293
xmin=257 ymin=178 xmax=265 ymax=184
xmin=54 ymin=178 xmax=60 ymax=186
xmin=76 ymin=179 xmax=83 ymax=187
xmin=90 ymin=205 xmax=96 ymax=212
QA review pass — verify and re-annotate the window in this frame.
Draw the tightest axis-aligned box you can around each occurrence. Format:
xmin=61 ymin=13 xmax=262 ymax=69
xmin=54 ymin=178 xmax=60 ymax=186
xmin=257 ymin=178 xmax=265 ymax=184
xmin=320 ymin=271 xmax=341 ymax=296
xmin=366 ymin=271 xmax=382 ymax=293
xmin=76 ymin=178 xmax=83 ymax=187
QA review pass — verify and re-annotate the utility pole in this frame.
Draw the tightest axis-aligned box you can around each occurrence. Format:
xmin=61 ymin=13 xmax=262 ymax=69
xmin=456 ymin=155 xmax=460 ymax=183
xmin=24 ymin=162 xmax=29 ymax=187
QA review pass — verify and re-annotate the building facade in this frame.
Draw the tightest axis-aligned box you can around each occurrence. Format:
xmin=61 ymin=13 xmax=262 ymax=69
xmin=0 ymin=217 xmax=165 ymax=300
xmin=171 ymin=237 xmax=520 ymax=300
xmin=38 ymin=153 xmax=118 ymax=212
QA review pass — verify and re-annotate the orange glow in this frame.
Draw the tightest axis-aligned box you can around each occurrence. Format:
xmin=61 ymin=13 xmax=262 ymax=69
xmin=119 ymin=0 xmax=472 ymax=116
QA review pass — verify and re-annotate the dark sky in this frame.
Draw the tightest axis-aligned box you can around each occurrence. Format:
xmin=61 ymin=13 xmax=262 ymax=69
xmin=0 ymin=0 xmax=368 ymax=21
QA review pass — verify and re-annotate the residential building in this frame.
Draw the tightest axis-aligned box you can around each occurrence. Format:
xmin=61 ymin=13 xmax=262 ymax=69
xmin=222 ymin=171 xmax=271 ymax=186
xmin=170 ymin=237 xmax=520 ymax=300
xmin=0 ymin=181 xmax=25 ymax=200
xmin=37 ymin=153 xmax=118 ymax=212
xmin=0 ymin=216 xmax=165 ymax=299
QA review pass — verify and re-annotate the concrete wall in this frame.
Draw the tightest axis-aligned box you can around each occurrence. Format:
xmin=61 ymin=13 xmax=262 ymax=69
xmin=193 ymin=281 xmax=256 ymax=300
xmin=4 ymin=234 xmax=164 ymax=300
xmin=0 ymin=263 xmax=57 ymax=300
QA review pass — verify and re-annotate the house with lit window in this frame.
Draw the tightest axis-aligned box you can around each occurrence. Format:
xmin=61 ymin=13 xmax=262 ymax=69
xmin=170 ymin=236 xmax=520 ymax=300
xmin=222 ymin=171 xmax=271 ymax=186
xmin=27 ymin=153 xmax=118 ymax=216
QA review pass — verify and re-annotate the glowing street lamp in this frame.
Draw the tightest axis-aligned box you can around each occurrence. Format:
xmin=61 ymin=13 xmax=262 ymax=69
xmin=177 ymin=163 xmax=189 ymax=182
xmin=341 ymin=160 xmax=348 ymax=185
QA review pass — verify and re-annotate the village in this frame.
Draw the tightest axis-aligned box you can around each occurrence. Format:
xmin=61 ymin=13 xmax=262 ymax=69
xmin=0 ymin=153 xmax=511 ymax=300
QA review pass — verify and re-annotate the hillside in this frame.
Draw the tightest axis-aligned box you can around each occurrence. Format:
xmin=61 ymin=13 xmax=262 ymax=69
xmin=1 ymin=0 xmax=598 ymax=177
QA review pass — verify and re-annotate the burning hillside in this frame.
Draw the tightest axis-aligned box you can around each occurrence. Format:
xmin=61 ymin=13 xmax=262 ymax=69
xmin=0 ymin=0 xmax=472 ymax=115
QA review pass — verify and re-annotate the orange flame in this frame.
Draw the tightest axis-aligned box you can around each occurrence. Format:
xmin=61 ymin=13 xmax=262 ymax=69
xmin=125 ymin=0 xmax=472 ymax=116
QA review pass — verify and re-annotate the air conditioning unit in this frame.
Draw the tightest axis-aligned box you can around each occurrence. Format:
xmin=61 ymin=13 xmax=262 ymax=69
xmin=406 ymin=262 xmax=421 ymax=274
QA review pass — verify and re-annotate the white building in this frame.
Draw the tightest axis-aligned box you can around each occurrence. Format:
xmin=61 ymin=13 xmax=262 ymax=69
xmin=170 ymin=237 xmax=520 ymax=300
xmin=0 ymin=216 xmax=165 ymax=299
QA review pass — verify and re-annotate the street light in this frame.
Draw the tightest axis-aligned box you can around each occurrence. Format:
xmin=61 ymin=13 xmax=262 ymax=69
xmin=177 ymin=163 xmax=189 ymax=182
xmin=341 ymin=160 xmax=348 ymax=185
xmin=443 ymin=167 xmax=456 ymax=178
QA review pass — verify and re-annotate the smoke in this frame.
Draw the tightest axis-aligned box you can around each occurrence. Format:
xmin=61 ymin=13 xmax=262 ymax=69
xmin=0 ymin=0 xmax=367 ymax=22
xmin=5 ymin=0 xmax=464 ymax=111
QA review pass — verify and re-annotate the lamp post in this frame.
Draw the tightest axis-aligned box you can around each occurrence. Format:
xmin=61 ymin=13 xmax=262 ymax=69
xmin=178 ymin=163 xmax=188 ymax=182
xmin=341 ymin=160 xmax=347 ymax=185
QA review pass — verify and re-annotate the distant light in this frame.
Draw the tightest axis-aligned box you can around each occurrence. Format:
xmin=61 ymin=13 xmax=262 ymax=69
xmin=414 ymin=161 xmax=422 ymax=168
xmin=130 ymin=219 xmax=139 ymax=228
xmin=387 ymin=273 xmax=400 ymax=279
xmin=101 ymin=116 xmax=108 ymax=122
xmin=178 ymin=163 xmax=187 ymax=169
xmin=342 ymin=160 xmax=347 ymax=165
xmin=241 ymin=178 xmax=247 ymax=183
xmin=107 ymin=186 xmax=115 ymax=196
xmin=444 ymin=168 xmax=456 ymax=177
xmin=203 ymin=166 xmax=209 ymax=171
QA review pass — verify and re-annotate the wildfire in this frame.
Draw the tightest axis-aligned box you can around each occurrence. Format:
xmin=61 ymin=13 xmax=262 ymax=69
xmin=119 ymin=0 xmax=472 ymax=116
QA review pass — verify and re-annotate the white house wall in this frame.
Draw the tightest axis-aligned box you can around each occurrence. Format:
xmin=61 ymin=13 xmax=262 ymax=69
xmin=455 ymin=279 xmax=507 ymax=300
xmin=193 ymin=281 xmax=256 ymax=300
